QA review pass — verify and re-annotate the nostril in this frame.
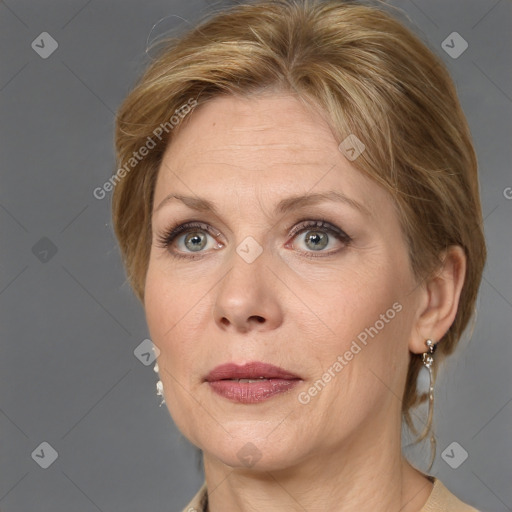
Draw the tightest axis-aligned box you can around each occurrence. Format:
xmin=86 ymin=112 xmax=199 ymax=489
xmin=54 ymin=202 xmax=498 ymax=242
xmin=251 ymin=316 xmax=265 ymax=323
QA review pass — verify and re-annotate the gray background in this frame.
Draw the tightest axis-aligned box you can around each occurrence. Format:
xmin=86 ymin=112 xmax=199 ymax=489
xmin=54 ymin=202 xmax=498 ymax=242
xmin=0 ymin=0 xmax=510 ymax=510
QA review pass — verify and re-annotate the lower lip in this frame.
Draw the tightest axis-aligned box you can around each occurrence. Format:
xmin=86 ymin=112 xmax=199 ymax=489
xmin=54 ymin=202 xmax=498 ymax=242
xmin=207 ymin=379 xmax=300 ymax=403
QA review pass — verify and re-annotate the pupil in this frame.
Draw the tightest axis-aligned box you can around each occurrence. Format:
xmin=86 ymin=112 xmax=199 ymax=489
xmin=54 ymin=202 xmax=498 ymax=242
xmin=185 ymin=232 xmax=206 ymax=252
xmin=306 ymin=231 xmax=327 ymax=250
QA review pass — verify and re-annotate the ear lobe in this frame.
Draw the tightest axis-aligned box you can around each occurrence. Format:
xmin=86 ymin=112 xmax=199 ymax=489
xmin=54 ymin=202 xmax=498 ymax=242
xmin=409 ymin=245 xmax=467 ymax=354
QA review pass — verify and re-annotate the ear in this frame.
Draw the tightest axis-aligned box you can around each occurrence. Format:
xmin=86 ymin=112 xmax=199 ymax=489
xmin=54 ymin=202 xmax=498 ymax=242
xmin=409 ymin=245 xmax=467 ymax=354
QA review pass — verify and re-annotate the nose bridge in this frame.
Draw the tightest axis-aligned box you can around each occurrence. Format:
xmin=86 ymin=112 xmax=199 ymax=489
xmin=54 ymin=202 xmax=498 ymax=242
xmin=221 ymin=234 xmax=268 ymax=300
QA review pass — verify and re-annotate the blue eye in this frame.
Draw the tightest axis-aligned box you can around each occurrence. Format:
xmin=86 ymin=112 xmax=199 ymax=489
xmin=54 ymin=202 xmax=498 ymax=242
xmin=155 ymin=221 xmax=222 ymax=259
xmin=286 ymin=219 xmax=352 ymax=257
xmin=155 ymin=219 xmax=351 ymax=260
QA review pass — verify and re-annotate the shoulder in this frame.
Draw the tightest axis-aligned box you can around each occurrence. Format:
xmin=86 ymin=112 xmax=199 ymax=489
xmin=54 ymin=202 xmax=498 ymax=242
xmin=180 ymin=481 xmax=207 ymax=512
xmin=421 ymin=478 xmax=481 ymax=512
xmin=181 ymin=478 xmax=482 ymax=512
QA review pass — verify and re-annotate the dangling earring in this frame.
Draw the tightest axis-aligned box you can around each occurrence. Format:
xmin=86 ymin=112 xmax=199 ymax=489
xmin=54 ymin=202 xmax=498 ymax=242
xmin=422 ymin=339 xmax=436 ymax=397
xmin=422 ymin=338 xmax=436 ymax=426
xmin=154 ymin=361 xmax=165 ymax=407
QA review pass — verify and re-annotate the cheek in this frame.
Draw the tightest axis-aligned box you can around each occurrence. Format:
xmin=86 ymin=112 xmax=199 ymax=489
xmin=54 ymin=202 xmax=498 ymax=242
xmin=312 ymin=264 xmax=400 ymax=340
xmin=144 ymin=262 xmax=199 ymax=339
xmin=144 ymin=271 xmax=170 ymax=346
xmin=144 ymin=267 xmax=192 ymax=372
xmin=144 ymin=267 xmax=205 ymax=433
xmin=144 ymin=263 xmax=214 ymax=381
xmin=304 ymin=261 xmax=410 ymax=391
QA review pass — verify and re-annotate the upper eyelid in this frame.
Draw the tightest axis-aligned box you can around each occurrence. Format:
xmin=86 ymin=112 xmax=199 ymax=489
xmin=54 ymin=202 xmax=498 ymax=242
xmin=160 ymin=219 xmax=350 ymax=245
xmin=288 ymin=219 xmax=349 ymax=237
xmin=164 ymin=218 xmax=342 ymax=234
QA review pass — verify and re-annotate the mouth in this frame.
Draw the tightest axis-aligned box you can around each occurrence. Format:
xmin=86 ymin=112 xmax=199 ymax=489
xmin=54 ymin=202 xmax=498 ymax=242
xmin=205 ymin=362 xmax=302 ymax=403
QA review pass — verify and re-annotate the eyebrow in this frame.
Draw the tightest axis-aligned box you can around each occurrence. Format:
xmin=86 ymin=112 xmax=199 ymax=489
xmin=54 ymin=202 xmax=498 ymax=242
xmin=153 ymin=190 xmax=371 ymax=218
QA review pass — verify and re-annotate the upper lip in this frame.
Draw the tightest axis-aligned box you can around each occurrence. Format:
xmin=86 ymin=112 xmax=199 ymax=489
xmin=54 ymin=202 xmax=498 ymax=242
xmin=205 ymin=362 xmax=301 ymax=382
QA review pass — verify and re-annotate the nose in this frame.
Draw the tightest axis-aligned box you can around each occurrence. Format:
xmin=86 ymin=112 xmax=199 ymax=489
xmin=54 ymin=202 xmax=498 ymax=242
xmin=213 ymin=245 xmax=284 ymax=334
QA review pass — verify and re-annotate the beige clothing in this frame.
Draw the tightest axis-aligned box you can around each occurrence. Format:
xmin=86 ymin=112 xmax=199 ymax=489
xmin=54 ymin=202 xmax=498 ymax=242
xmin=180 ymin=477 xmax=481 ymax=512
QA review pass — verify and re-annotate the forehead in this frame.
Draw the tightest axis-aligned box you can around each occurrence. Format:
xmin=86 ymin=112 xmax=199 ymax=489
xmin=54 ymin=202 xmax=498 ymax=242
xmin=162 ymin=93 xmax=336 ymax=166
xmin=153 ymin=93 xmax=388 ymax=217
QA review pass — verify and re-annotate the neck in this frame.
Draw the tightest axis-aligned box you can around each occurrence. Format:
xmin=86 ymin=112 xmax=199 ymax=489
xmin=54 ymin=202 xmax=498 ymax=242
xmin=202 ymin=415 xmax=433 ymax=512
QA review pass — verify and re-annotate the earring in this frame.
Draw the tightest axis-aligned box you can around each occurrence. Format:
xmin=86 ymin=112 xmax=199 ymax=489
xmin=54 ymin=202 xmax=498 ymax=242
xmin=154 ymin=361 xmax=165 ymax=407
xmin=420 ymin=338 xmax=438 ymax=470
xmin=422 ymin=338 xmax=436 ymax=399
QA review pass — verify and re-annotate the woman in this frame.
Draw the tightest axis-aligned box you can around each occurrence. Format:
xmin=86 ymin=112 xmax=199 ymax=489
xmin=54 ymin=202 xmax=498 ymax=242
xmin=111 ymin=0 xmax=486 ymax=510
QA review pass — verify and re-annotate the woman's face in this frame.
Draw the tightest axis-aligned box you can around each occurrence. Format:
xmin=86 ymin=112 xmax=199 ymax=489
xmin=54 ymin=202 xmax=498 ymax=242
xmin=145 ymin=92 xmax=423 ymax=470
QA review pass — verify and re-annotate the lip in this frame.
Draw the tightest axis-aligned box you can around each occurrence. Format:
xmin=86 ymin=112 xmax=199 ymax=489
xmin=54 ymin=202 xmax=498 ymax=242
xmin=205 ymin=362 xmax=300 ymax=381
xmin=205 ymin=362 xmax=301 ymax=404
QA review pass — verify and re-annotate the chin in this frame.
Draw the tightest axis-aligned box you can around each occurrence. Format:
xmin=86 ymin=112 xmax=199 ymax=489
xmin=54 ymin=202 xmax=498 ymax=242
xmin=205 ymin=440 xmax=301 ymax=473
xmin=188 ymin=422 xmax=303 ymax=471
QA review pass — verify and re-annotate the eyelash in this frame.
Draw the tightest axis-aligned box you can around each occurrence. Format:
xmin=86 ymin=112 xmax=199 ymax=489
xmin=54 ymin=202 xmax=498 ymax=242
xmin=154 ymin=219 xmax=352 ymax=260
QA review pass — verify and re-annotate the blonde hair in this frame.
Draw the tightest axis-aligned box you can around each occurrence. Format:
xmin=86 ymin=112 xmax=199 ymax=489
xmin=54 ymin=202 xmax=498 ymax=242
xmin=112 ymin=0 xmax=486 ymax=463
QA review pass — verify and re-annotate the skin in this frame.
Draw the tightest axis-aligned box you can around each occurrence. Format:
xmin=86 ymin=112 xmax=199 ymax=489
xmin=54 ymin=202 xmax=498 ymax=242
xmin=144 ymin=92 xmax=466 ymax=512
